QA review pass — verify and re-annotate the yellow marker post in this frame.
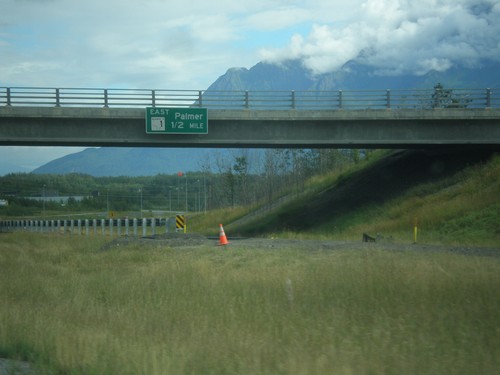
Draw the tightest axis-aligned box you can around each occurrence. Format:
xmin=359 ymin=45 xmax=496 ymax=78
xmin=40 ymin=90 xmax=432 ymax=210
xmin=413 ymin=218 xmax=418 ymax=244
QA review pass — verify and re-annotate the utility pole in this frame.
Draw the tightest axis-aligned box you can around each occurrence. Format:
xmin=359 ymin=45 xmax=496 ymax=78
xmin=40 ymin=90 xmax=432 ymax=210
xmin=185 ymin=174 xmax=188 ymax=213
xmin=43 ymin=184 xmax=46 ymax=219
xmin=139 ymin=188 xmax=143 ymax=218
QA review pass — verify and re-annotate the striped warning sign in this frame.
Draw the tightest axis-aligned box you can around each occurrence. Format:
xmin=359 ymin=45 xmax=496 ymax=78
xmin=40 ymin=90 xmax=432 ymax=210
xmin=176 ymin=214 xmax=186 ymax=231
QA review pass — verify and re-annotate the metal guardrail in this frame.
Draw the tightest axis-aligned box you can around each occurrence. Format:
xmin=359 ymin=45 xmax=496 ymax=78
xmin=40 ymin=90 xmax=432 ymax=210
xmin=0 ymin=217 xmax=173 ymax=237
xmin=0 ymin=87 xmax=498 ymax=110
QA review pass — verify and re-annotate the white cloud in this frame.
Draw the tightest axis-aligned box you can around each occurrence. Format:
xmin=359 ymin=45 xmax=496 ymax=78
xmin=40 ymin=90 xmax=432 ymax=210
xmin=262 ymin=0 xmax=500 ymax=76
xmin=0 ymin=0 xmax=368 ymax=88
xmin=244 ymin=7 xmax=311 ymax=30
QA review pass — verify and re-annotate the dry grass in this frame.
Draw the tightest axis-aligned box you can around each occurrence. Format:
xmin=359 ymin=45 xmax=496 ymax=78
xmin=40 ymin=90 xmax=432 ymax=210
xmin=1 ymin=233 xmax=499 ymax=374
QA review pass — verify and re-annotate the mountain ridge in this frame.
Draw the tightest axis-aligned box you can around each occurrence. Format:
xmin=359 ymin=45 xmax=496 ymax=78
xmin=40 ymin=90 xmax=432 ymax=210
xmin=32 ymin=58 xmax=500 ymax=176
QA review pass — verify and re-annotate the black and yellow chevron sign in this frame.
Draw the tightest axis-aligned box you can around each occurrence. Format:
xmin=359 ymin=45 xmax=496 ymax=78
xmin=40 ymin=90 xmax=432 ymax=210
xmin=176 ymin=214 xmax=186 ymax=231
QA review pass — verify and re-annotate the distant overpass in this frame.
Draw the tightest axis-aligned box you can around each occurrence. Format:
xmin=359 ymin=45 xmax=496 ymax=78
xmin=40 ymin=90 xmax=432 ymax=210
xmin=1 ymin=87 xmax=500 ymax=148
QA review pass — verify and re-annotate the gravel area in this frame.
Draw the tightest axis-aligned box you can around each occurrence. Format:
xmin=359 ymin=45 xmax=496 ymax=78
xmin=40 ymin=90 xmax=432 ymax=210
xmin=224 ymin=237 xmax=499 ymax=257
xmin=99 ymin=233 xmax=499 ymax=257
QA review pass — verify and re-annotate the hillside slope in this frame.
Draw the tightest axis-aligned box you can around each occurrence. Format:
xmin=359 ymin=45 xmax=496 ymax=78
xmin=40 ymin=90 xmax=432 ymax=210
xmin=231 ymin=149 xmax=499 ymax=246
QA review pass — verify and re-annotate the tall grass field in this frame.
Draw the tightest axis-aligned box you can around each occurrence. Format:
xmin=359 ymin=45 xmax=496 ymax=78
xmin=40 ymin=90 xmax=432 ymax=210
xmin=1 ymin=233 xmax=499 ymax=374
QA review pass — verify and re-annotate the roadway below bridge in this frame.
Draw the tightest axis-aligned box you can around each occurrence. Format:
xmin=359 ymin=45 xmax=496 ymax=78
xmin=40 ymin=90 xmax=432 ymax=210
xmin=1 ymin=106 xmax=500 ymax=148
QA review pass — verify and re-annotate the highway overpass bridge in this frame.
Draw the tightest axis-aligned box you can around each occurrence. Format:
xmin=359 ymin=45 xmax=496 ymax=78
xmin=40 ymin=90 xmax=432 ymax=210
xmin=1 ymin=87 xmax=500 ymax=148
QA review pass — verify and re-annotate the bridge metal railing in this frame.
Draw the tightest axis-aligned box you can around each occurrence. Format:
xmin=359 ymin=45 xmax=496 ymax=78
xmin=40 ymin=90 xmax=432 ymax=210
xmin=0 ymin=87 xmax=498 ymax=110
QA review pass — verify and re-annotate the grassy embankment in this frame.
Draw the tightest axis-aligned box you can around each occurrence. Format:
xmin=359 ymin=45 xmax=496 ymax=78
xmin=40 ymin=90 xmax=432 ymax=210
xmin=1 ymin=233 xmax=499 ymax=374
xmin=202 ymin=150 xmax=500 ymax=247
xmin=333 ymin=154 xmax=500 ymax=246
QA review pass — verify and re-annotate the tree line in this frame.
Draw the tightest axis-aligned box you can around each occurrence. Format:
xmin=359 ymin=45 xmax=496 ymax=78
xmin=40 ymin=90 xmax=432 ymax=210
xmin=0 ymin=149 xmax=361 ymax=217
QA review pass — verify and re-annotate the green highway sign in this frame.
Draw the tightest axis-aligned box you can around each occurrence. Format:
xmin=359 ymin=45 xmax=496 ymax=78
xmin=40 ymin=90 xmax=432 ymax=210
xmin=146 ymin=107 xmax=208 ymax=134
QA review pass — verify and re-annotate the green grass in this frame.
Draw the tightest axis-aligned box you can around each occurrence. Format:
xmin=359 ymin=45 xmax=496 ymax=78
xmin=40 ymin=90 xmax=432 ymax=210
xmin=187 ymin=206 xmax=253 ymax=235
xmin=226 ymin=151 xmax=500 ymax=247
xmin=1 ymin=233 xmax=499 ymax=374
xmin=326 ymin=154 xmax=500 ymax=246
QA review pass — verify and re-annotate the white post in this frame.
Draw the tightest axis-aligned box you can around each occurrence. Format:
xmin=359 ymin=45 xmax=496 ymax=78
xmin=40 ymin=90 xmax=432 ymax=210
xmin=142 ymin=218 xmax=147 ymax=237
xmin=133 ymin=218 xmax=138 ymax=237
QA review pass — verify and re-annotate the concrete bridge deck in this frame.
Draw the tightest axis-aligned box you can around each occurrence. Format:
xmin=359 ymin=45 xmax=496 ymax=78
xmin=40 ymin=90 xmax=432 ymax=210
xmin=1 ymin=106 xmax=500 ymax=148
xmin=1 ymin=87 xmax=499 ymax=148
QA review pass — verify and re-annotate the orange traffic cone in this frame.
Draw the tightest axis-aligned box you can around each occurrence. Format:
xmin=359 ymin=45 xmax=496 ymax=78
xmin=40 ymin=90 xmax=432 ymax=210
xmin=218 ymin=223 xmax=230 ymax=246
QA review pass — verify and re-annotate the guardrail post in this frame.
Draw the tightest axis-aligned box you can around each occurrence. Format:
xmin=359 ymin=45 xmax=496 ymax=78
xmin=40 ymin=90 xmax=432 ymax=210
xmin=486 ymin=88 xmax=491 ymax=108
xmin=85 ymin=219 xmax=89 ymax=236
xmin=104 ymin=89 xmax=109 ymax=107
xmin=142 ymin=218 xmax=147 ymax=237
xmin=55 ymin=88 xmax=61 ymax=107
xmin=386 ymin=89 xmax=391 ymax=109
xmin=109 ymin=219 xmax=114 ymax=237
xmin=152 ymin=218 xmax=156 ymax=236
xmin=117 ymin=219 xmax=121 ymax=236
xmin=6 ymin=88 xmax=11 ymax=106
xmin=101 ymin=219 xmax=105 ymax=235
xmin=125 ymin=218 xmax=129 ymax=236
xmin=338 ymin=90 xmax=343 ymax=109
xmin=291 ymin=90 xmax=296 ymax=109
xmin=245 ymin=90 xmax=249 ymax=109
xmin=93 ymin=219 xmax=97 ymax=234
xmin=198 ymin=91 xmax=203 ymax=108
xmin=151 ymin=90 xmax=156 ymax=107
xmin=133 ymin=218 xmax=138 ymax=237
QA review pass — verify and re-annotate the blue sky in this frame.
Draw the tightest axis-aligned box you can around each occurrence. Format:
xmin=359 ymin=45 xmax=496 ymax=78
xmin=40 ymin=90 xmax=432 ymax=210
xmin=1 ymin=0 xmax=499 ymax=174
